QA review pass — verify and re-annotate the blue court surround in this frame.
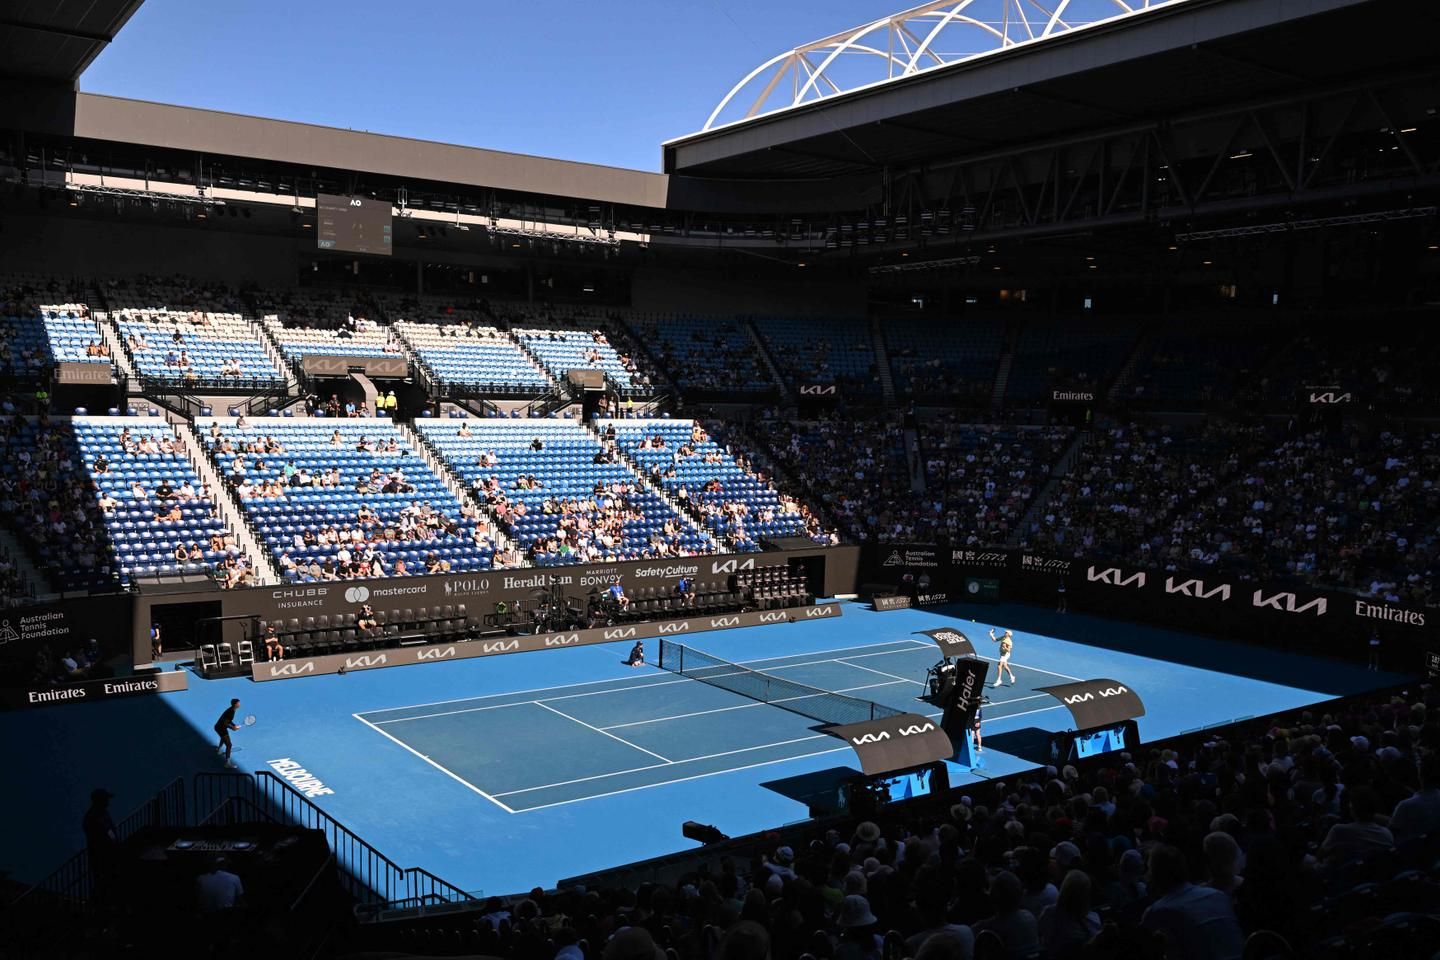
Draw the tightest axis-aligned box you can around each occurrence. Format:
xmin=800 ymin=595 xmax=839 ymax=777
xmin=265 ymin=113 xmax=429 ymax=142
xmin=0 ymin=600 xmax=1408 ymax=895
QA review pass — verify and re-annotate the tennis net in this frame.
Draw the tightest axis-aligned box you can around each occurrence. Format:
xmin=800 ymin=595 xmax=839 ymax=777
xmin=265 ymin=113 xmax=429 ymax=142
xmin=657 ymin=640 xmax=905 ymax=727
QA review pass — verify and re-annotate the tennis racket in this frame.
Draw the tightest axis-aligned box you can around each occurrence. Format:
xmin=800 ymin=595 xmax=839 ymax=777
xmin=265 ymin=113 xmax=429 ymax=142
xmin=244 ymin=714 xmax=257 ymax=726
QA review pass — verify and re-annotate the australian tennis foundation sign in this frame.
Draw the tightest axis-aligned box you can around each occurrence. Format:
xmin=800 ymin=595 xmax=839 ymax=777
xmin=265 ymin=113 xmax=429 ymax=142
xmin=251 ymin=603 xmax=843 ymax=682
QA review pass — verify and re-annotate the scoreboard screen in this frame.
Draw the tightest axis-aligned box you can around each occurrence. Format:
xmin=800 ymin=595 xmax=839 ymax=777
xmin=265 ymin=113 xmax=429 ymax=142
xmin=316 ymin=194 xmax=393 ymax=256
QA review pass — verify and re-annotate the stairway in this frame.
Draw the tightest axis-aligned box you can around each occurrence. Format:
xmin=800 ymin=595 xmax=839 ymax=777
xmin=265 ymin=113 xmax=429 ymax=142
xmin=583 ymin=419 xmax=717 ymax=547
xmin=1107 ymin=324 xmax=1156 ymax=402
xmin=397 ymin=421 xmax=520 ymax=561
xmin=95 ymin=313 xmax=139 ymax=387
xmin=744 ymin=319 xmax=794 ymax=405
xmin=0 ymin=526 xmax=52 ymax=600
xmin=173 ymin=421 xmax=281 ymax=584
xmin=871 ymin=318 xmax=898 ymax=406
xmin=1009 ymin=428 xmax=1087 ymax=547
xmin=991 ymin=324 xmax=1019 ymax=408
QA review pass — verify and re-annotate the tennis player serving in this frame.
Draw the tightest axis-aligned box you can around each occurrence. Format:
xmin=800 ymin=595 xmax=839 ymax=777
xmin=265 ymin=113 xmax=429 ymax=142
xmin=988 ymin=628 xmax=1018 ymax=687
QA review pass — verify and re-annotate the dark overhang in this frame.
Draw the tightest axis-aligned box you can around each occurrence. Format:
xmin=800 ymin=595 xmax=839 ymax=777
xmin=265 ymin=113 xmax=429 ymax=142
xmin=0 ymin=0 xmax=143 ymax=84
xmin=663 ymin=0 xmax=1413 ymax=180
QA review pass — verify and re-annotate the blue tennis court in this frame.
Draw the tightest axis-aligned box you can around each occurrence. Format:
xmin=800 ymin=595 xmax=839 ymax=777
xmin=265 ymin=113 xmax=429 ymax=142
xmin=354 ymin=637 xmax=1081 ymax=812
xmin=0 ymin=600 xmax=1409 ymax=894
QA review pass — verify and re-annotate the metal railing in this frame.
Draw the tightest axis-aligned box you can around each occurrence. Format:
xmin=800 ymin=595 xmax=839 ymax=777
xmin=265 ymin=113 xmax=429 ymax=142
xmin=192 ymin=771 xmax=476 ymax=910
xmin=9 ymin=777 xmax=186 ymax=912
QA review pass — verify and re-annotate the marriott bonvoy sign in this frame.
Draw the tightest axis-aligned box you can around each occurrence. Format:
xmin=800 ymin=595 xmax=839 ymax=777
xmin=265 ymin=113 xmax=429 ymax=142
xmin=251 ymin=603 xmax=842 ymax=682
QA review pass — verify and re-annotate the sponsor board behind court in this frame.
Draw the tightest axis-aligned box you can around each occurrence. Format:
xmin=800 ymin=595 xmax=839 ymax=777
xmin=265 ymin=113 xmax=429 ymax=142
xmin=252 ymin=603 xmax=843 ymax=682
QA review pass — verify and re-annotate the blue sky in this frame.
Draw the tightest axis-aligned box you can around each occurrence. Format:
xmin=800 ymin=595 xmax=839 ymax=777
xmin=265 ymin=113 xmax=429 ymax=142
xmin=81 ymin=0 xmax=906 ymax=171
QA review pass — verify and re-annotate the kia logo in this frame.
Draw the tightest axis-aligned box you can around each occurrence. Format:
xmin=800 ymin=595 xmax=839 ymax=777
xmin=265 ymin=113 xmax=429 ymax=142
xmin=345 ymin=586 xmax=370 ymax=604
xmin=344 ymin=654 xmax=387 ymax=669
xmin=709 ymin=617 xmax=741 ymax=628
xmin=711 ymin=558 xmax=756 ymax=574
xmin=270 ymin=662 xmax=315 ymax=677
xmin=658 ymin=622 xmax=690 ymax=634
xmin=481 ymin=640 xmax=520 ymax=653
xmin=852 ymin=732 xmax=891 ymax=744
xmin=543 ymin=634 xmax=581 ymax=646
xmin=417 ymin=647 xmax=456 ymax=660
xmin=603 ymin=628 xmax=637 ymax=640
xmin=805 ymin=606 xmax=833 ymax=618
xmin=897 ymin=723 xmax=935 ymax=736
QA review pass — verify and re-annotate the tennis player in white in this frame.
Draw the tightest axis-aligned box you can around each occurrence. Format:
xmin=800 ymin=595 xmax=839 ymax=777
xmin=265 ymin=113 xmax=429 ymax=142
xmin=988 ymin=628 xmax=1018 ymax=686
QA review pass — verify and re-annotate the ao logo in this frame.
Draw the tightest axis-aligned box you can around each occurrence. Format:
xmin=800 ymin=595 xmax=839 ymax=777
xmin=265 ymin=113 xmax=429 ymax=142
xmin=349 ymin=198 xmax=363 ymax=207
xmin=344 ymin=586 xmax=370 ymax=604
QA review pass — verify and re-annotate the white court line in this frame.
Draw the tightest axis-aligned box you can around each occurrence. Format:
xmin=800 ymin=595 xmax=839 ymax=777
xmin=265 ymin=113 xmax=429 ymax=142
xmin=599 ymin=679 xmax=912 ymax=730
xmin=371 ymin=678 xmax=696 ymax=724
xmin=515 ymin=697 xmax=1070 ymax=804
xmin=901 ymin=638 xmax=1083 ymax=682
xmin=506 ymin=745 xmax=856 ymax=813
xmin=533 ymin=701 xmax=672 ymax=763
xmin=360 ymin=639 xmax=923 ymax=718
xmin=351 ymin=712 xmax=517 ymax=815
xmin=835 ymin=658 xmax=925 ymax=686
xmin=494 ymin=733 xmax=832 ymax=798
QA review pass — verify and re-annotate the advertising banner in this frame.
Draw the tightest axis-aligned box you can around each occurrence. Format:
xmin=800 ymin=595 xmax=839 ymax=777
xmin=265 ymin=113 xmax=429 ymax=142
xmin=1035 ymin=678 xmax=1146 ymax=730
xmin=7 ymin=669 xmax=188 ymax=709
xmin=55 ymin=361 xmax=115 ymax=385
xmin=916 ymin=627 xmax=976 ymax=658
xmin=825 ymin=713 xmax=953 ymax=776
xmin=939 ymin=658 xmax=989 ymax=740
xmin=251 ymin=602 xmax=842 ymax=682
xmin=136 ymin=545 xmax=860 ymax=660
xmin=301 ymin=355 xmax=409 ymax=378
xmin=0 ymin=594 xmax=135 ymax=685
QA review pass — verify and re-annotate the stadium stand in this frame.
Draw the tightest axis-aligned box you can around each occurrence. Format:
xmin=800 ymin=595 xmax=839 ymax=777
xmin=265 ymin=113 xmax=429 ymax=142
xmin=416 ymin=418 xmax=715 ymax=565
xmin=755 ymin=315 xmax=878 ymax=394
xmin=196 ymin=416 xmax=497 ymax=580
xmin=261 ymin=315 xmax=403 ymax=364
xmin=1165 ymin=426 xmax=1440 ymax=601
xmin=513 ymin=325 xmax=651 ymax=393
xmin=885 ymin=315 xmax=1005 ymax=401
xmin=0 ymin=415 xmax=125 ymax=591
xmin=1125 ymin=320 xmax=1284 ymax=403
xmin=750 ymin=416 xmax=909 ymax=542
xmin=1007 ymin=319 xmax=1138 ymax=401
xmin=1 ymin=273 xmax=108 ymax=382
xmin=1255 ymin=322 xmax=1440 ymax=407
xmin=1023 ymin=418 xmax=1274 ymax=559
xmin=72 ymin=416 xmax=237 ymax=586
xmin=395 ymin=321 xmax=552 ymax=394
xmin=607 ymin=418 xmax=828 ymax=551
xmin=625 ymin=313 xmax=776 ymax=394
xmin=114 ymin=309 xmax=287 ymax=389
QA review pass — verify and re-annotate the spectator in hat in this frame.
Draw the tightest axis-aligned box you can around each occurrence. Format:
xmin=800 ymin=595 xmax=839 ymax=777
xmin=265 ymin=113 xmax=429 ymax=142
xmin=763 ymin=845 xmax=796 ymax=882
xmin=833 ymin=895 xmax=881 ymax=960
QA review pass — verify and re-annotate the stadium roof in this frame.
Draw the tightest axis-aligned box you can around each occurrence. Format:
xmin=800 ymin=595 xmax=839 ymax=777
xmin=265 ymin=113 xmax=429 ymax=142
xmin=0 ymin=0 xmax=143 ymax=84
xmin=663 ymin=0 xmax=1409 ymax=179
